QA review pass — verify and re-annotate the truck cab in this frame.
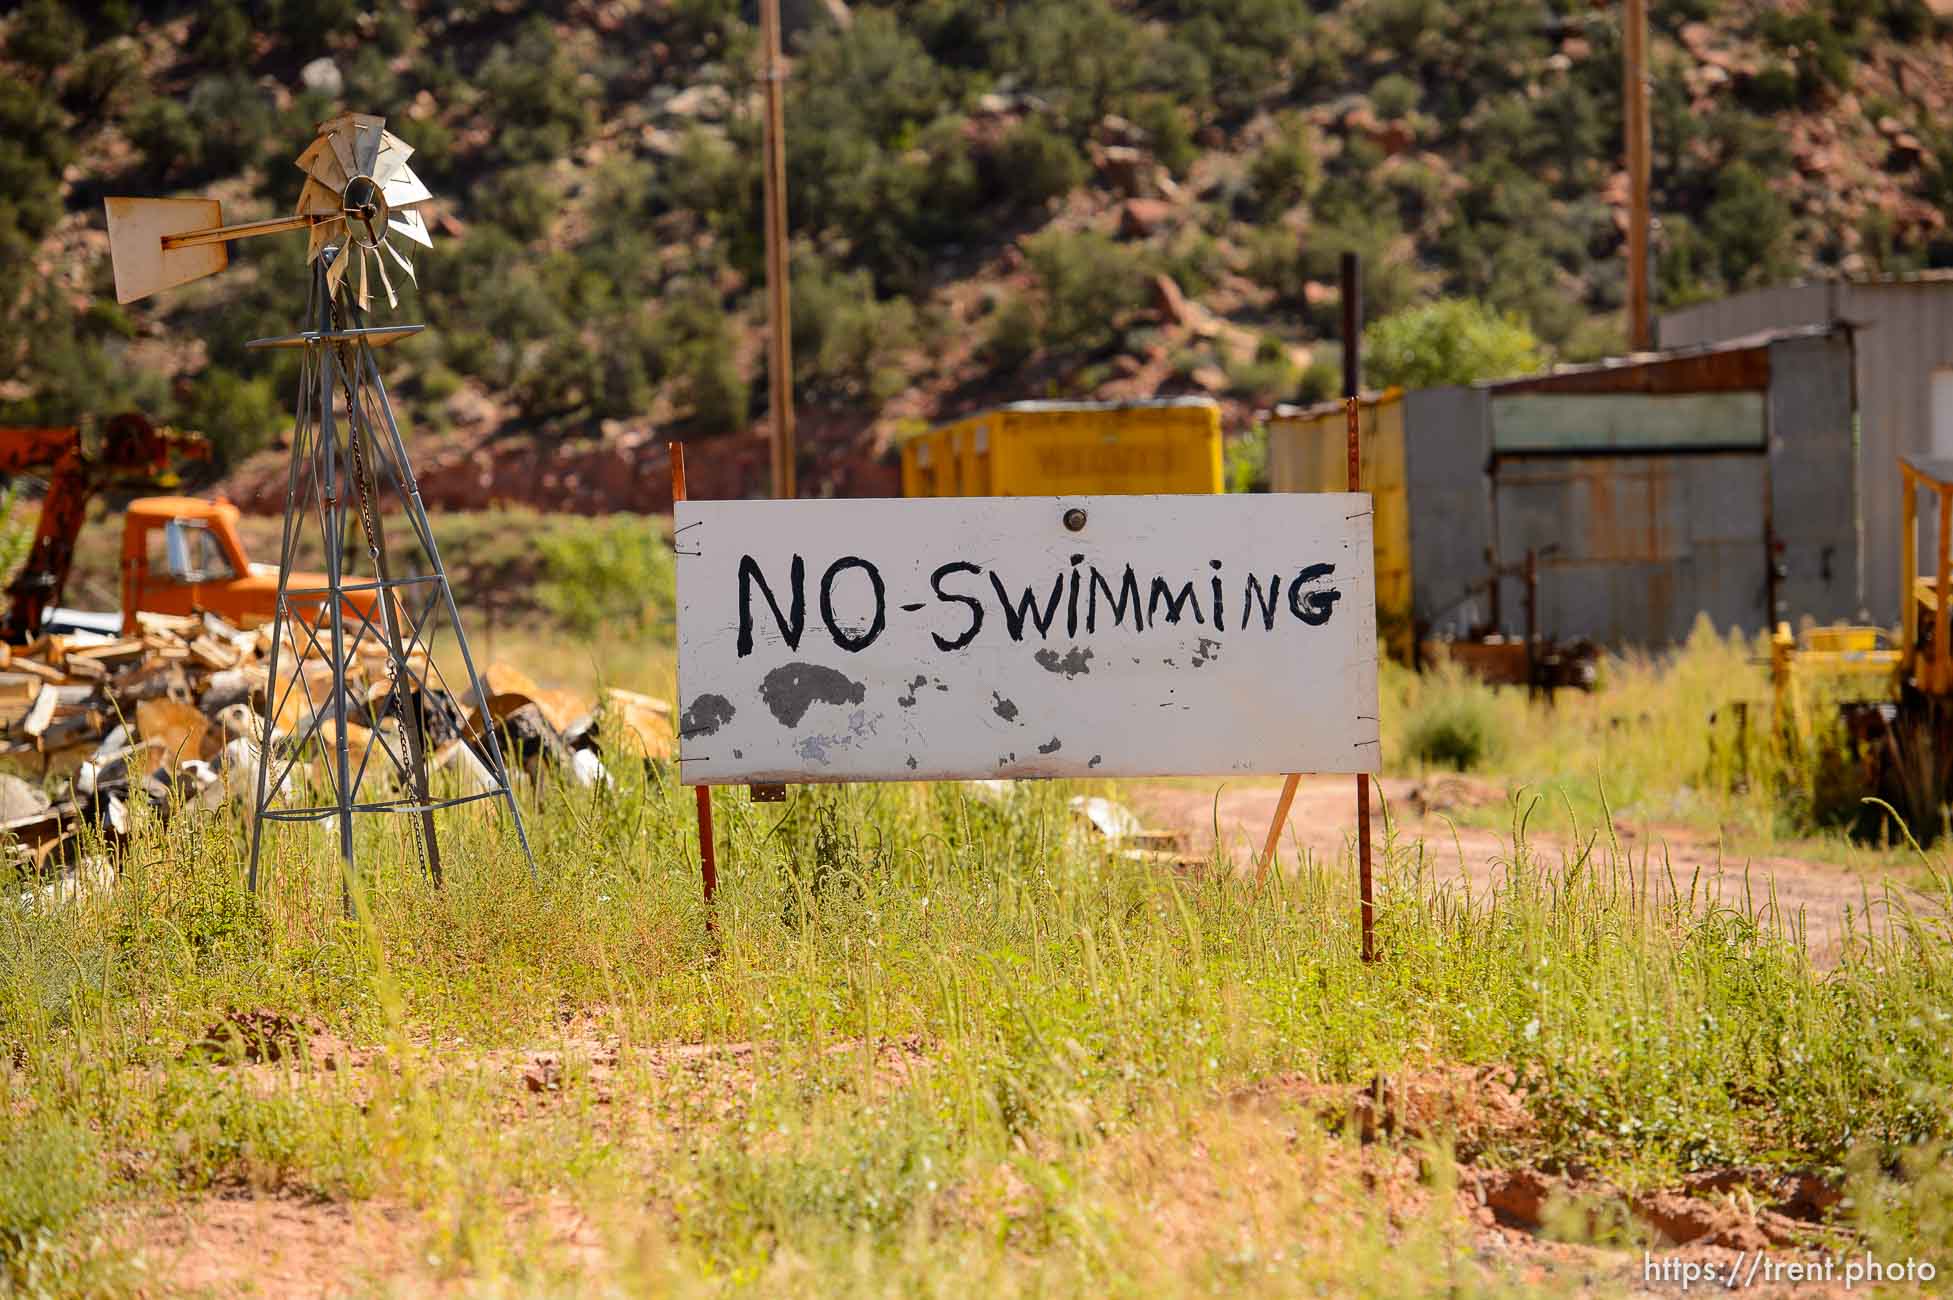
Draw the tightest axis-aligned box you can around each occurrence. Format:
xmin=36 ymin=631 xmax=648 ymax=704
xmin=118 ymin=496 xmax=373 ymax=633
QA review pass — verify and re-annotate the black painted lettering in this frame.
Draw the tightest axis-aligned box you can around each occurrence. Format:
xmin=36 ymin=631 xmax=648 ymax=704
xmin=820 ymin=556 xmax=886 ymax=652
xmin=737 ymin=554 xmax=805 ymax=657
xmin=1208 ymin=559 xmax=1224 ymax=629
xmin=1288 ymin=563 xmax=1342 ymax=626
xmin=1148 ymin=576 xmax=1206 ymax=627
xmin=929 ymin=561 xmax=985 ymax=651
xmin=1066 ymin=555 xmax=1084 ymax=637
xmin=1242 ymin=573 xmax=1281 ymax=630
xmin=990 ymin=571 xmax=1066 ymax=641
xmin=1088 ymin=565 xmax=1142 ymax=632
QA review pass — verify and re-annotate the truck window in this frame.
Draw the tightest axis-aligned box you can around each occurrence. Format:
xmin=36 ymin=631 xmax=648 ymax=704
xmin=161 ymin=519 xmax=237 ymax=584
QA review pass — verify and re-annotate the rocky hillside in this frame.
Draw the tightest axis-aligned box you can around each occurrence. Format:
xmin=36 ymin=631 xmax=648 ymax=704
xmin=1 ymin=0 xmax=1949 ymax=510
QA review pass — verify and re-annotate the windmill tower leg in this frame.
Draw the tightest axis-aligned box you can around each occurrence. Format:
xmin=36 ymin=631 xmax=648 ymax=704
xmin=343 ymin=327 xmax=537 ymax=875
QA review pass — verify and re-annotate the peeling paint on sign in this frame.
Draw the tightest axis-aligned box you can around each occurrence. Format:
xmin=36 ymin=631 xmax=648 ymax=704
xmin=675 ymin=494 xmax=1378 ymax=783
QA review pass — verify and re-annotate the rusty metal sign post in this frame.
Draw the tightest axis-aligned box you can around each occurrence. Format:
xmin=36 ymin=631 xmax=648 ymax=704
xmin=672 ymin=444 xmax=719 ymax=927
xmin=1256 ymin=251 xmax=1377 ymax=963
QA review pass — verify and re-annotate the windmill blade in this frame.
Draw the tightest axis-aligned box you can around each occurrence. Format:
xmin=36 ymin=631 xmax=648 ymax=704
xmin=378 ymin=164 xmax=432 ymax=210
xmin=297 ymin=177 xmax=343 ymax=216
xmin=294 ymin=136 xmax=348 ymax=192
xmin=371 ymin=244 xmax=398 ymax=309
xmin=326 ymin=245 xmax=352 ymax=298
xmin=379 ymin=128 xmax=414 ymax=163
xmin=306 ymin=218 xmax=337 ymax=264
xmin=382 ymin=236 xmax=418 ymax=287
xmin=372 ymin=132 xmax=414 ymax=184
xmin=356 ymin=243 xmax=371 ymax=310
xmin=326 ymin=126 xmax=359 ymax=183
xmin=387 ymin=208 xmax=432 ymax=249
xmin=354 ymin=121 xmax=383 ymax=177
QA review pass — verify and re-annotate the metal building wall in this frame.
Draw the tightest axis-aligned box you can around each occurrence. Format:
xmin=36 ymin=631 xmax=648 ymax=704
xmin=1767 ymin=331 xmax=1859 ymax=627
xmin=1662 ymin=278 xmax=1953 ymax=623
xmin=1399 ymin=331 xmax=1857 ymax=649
xmin=1401 ymin=386 xmax=1493 ymax=638
xmin=1489 ymin=452 xmax=1770 ymax=646
xmin=1842 ymin=282 xmax=1953 ymax=622
xmin=1659 ymin=284 xmax=1835 ymax=352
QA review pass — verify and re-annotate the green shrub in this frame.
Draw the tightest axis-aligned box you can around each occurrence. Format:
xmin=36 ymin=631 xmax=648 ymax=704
xmin=1162 ymin=229 xmax=1226 ymax=299
xmin=1363 ymin=298 xmax=1545 ymax=391
xmin=5 ymin=0 xmax=83 ymax=75
xmin=481 ymin=165 xmax=563 ymax=243
xmin=1371 ymin=72 xmax=1421 ymax=120
xmin=185 ymin=73 xmax=278 ymax=178
xmin=59 ymin=41 xmax=143 ymax=118
xmin=125 ymin=95 xmax=200 ymax=180
xmin=995 ymin=120 xmax=1087 ymax=209
xmin=414 ymin=363 xmax=465 ymax=405
xmin=537 ymin=517 xmax=678 ymax=638
xmin=1224 ymin=334 xmax=1298 ymax=402
xmin=983 ymin=292 xmax=1040 ymax=369
xmin=1024 ymin=228 xmax=1151 ymax=354
xmin=592 ymin=313 xmax=662 ymax=419
xmin=791 ymin=251 xmax=918 ymax=406
xmin=1248 ymin=212 xmax=1423 ymax=329
xmin=1701 ymin=162 xmax=1795 ymax=291
xmin=1298 ymin=353 xmax=1340 ymax=404
xmin=1002 ymin=0 xmax=1145 ymax=131
xmin=1405 ymin=679 xmax=1504 ymax=771
xmin=477 ymin=18 xmax=595 ymax=166
xmin=176 ymin=366 xmax=283 ymax=465
xmin=655 ymin=281 xmax=748 ymax=432
xmin=1225 ymin=423 xmax=1268 ymax=493
xmin=1245 ymin=111 xmax=1319 ymax=219
xmin=1131 ymin=95 xmax=1197 ymax=179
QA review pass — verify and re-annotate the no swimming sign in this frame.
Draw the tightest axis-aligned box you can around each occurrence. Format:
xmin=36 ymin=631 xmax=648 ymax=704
xmin=674 ymin=494 xmax=1379 ymax=784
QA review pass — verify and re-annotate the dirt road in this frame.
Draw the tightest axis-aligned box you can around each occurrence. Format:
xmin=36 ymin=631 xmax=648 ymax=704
xmin=1125 ymin=775 xmax=1941 ymax=964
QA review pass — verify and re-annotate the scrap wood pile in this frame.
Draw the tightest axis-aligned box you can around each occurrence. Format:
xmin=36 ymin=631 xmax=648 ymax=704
xmin=0 ymin=612 xmax=672 ymax=874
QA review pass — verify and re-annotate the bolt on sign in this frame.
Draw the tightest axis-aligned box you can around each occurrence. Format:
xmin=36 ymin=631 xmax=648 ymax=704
xmin=675 ymin=495 xmax=1379 ymax=783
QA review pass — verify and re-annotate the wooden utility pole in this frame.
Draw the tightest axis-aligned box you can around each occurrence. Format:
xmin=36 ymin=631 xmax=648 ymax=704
xmin=760 ymin=0 xmax=796 ymax=498
xmin=1624 ymin=0 xmax=1652 ymax=351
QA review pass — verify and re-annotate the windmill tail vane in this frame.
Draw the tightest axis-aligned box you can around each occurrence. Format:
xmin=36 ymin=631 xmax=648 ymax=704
xmin=104 ymin=112 xmax=433 ymax=309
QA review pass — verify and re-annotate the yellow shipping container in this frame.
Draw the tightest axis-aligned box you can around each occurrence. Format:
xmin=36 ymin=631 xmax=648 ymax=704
xmin=901 ymin=398 xmax=1223 ymax=498
xmin=1267 ymin=390 xmax=1412 ymax=662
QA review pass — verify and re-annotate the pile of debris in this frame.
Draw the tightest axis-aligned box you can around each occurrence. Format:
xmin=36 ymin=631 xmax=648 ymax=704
xmin=0 ymin=612 xmax=672 ymax=873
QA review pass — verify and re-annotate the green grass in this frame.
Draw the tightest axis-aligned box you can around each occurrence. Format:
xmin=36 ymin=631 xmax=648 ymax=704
xmin=9 ymin=528 xmax=1953 ymax=1291
xmin=2 ymin=757 xmax=1950 ymax=1293
xmin=1380 ymin=619 xmax=1905 ymax=856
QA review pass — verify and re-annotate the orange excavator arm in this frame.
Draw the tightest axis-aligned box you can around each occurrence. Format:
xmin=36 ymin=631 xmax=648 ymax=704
xmin=0 ymin=413 xmax=210 ymax=643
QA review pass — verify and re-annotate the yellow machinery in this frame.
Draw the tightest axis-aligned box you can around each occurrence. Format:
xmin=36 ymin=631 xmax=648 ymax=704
xmin=1266 ymin=390 xmax=1412 ymax=662
xmin=1770 ymin=622 xmax=1900 ymax=742
xmin=1899 ymin=453 xmax=1953 ymax=696
xmin=900 ymin=398 xmax=1223 ymax=498
xmin=1773 ymin=454 xmax=1953 ymax=731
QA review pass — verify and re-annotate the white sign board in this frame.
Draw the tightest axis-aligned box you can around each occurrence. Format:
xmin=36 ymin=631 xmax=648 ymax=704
xmin=674 ymin=495 xmax=1378 ymax=783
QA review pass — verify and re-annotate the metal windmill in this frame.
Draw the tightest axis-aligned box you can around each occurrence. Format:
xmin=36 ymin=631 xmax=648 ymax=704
xmin=105 ymin=112 xmax=534 ymax=892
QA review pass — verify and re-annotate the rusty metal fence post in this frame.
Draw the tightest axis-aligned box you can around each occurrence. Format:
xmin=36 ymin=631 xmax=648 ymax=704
xmin=1256 ymin=252 xmax=1376 ymax=964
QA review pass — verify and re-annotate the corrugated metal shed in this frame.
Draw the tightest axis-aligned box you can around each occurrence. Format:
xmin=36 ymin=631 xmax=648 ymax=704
xmin=1661 ymin=274 xmax=1953 ymax=623
xmin=1270 ymin=326 xmax=1859 ymax=650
